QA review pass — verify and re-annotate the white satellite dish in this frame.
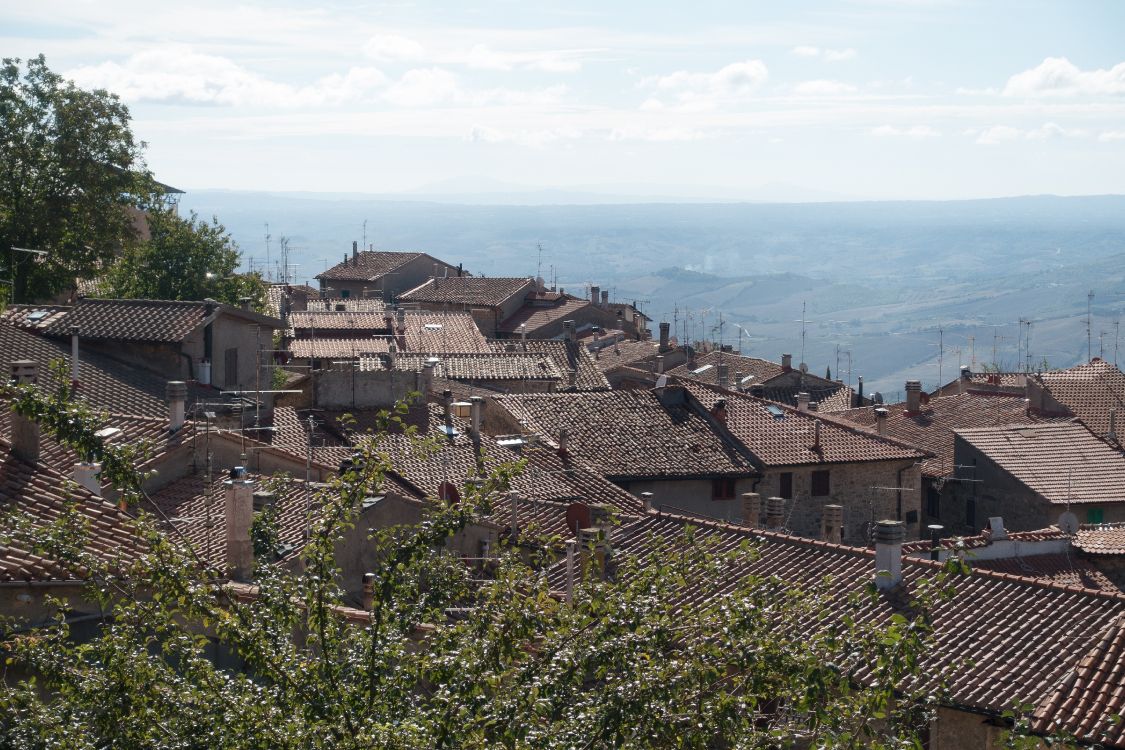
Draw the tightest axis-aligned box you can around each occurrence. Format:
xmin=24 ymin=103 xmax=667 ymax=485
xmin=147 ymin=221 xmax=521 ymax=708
xmin=1057 ymin=511 xmax=1079 ymax=535
xmin=799 ymin=362 xmax=808 ymax=374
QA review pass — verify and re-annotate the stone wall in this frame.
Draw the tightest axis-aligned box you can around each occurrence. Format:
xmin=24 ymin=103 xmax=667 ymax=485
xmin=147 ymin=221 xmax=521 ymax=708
xmin=619 ymin=477 xmax=757 ymax=523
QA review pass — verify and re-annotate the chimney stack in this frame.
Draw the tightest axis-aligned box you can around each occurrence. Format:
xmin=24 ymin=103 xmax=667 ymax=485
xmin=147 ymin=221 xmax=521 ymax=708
xmin=601 ymin=290 xmax=609 ymax=308
xmin=927 ymin=524 xmax=944 ymax=561
xmin=988 ymin=516 xmax=1008 ymax=540
xmin=563 ymin=320 xmax=577 ymax=343
xmin=733 ymin=371 xmax=744 ymax=392
xmin=557 ymin=427 xmax=569 ymax=455
xmin=873 ymin=520 xmax=905 ymax=591
xmin=352 ymin=240 xmax=358 ymax=264
xmin=741 ymin=492 xmax=761 ymax=527
xmin=166 ymin=381 xmax=187 ymax=432
xmin=821 ymin=504 xmax=843 ymax=543
xmin=813 ymin=420 xmax=822 ymax=448
xmin=590 ymin=285 xmax=600 ymax=305
xmin=856 ymin=375 xmax=864 ymax=406
xmin=658 ymin=322 xmax=671 ymax=353
xmin=224 ymin=471 xmax=255 ymax=580
xmin=388 ymin=341 xmax=397 ymax=368
xmin=239 ymin=297 xmax=251 ymax=312
xmin=577 ymin=526 xmax=610 ymax=580
xmin=797 ymin=392 xmax=810 ymax=412
xmin=70 ymin=325 xmax=80 ymax=388
xmin=641 ymin=491 xmax=655 ymax=513
xmin=781 ymin=353 xmax=793 ymax=371
xmin=959 ymin=365 xmax=971 ymax=395
xmin=421 ymin=359 xmax=436 ymax=394
xmin=905 ymin=380 xmax=922 ymax=413
xmin=362 ymin=572 xmax=376 ymax=610
xmin=469 ymin=396 xmax=483 ymax=440
xmin=10 ymin=360 xmax=40 ymax=464
xmin=766 ymin=496 xmax=785 ymax=529
xmin=656 ymin=355 xmax=665 ymax=375
xmin=874 ymin=407 xmax=888 ymax=437
xmin=1109 ymin=408 xmax=1118 ymax=442
xmin=71 ymin=462 xmax=102 ymax=498
xmin=717 ymin=363 xmax=729 ymax=389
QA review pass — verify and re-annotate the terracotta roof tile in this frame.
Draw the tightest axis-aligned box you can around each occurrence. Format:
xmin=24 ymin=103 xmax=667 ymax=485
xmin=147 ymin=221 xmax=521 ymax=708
xmin=496 ymin=388 xmax=757 ymax=479
xmin=667 ymin=351 xmax=783 ymax=385
xmin=0 ymin=304 xmax=71 ymax=332
xmin=44 ymin=298 xmax=210 ymax=342
xmin=970 ymin=554 xmax=1119 ymax=593
xmin=684 ymin=381 xmax=927 ymax=467
xmin=288 ymin=337 xmax=392 ymax=360
xmin=488 ymin=340 xmax=610 ymax=391
xmin=399 ymin=276 xmax=534 ymax=307
xmin=1074 ymin=523 xmax=1125 ymax=555
xmin=497 ymin=295 xmax=592 ymax=334
xmin=315 ymin=250 xmax=425 ymax=282
xmin=955 ymin=422 xmax=1125 ymax=504
xmin=1038 ymin=359 xmax=1125 ymax=441
xmin=592 ymin=340 xmax=665 ymax=373
xmin=371 ymin=352 xmax=563 ymax=383
xmin=303 ymin=297 xmax=387 ymax=312
xmin=289 ymin=310 xmax=391 ymax=332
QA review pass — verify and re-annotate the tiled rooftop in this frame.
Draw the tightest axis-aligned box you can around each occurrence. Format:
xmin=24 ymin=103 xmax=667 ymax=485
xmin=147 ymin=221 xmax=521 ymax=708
xmin=488 ymin=340 xmax=610 ymax=391
xmin=315 ymin=250 xmax=425 ymax=282
xmin=265 ymin=284 xmax=319 ymax=319
xmin=288 ymin=337 xmax=392 ymax=360
xmin=44 ymin=298 xmax=210 ymax=342
xmin=545 ymin=512 xmax=1125 ymax=727
xmin=289 ymin=310 xmax=391 ymax=332
xmin=1074 ymin=523 xmax=1125 ymax=555
xmin=497 ymin=295 xmax=592 ymax=334
xmin=955 ymin=422 xmax=1125 ymax=505
xmin=371 ymin=352 xmax=563 ymax=382
xmin=1038 ymin=359 xmax=1125 ymax=441
xmin=592 ymin=340 xmax=664 ymax=373
xmin=969 ymin=554 xmax=1119 ymax=593
xmin=667 ymin=351 xmax=783 ymax=385
xmin=684 ymin=381 xmax=928 ymax=467
xmin=833 ymin=393 xmax=1072 ymax=478
xmin=404 ymin=312 xmax=491 ymax=353
xmin=0 ymin=304 xmax=71 ymax=332
xmin=399 ymin=276 xmax=534 ymax=307
xmin=303 ymin=297 xmax=387 ymax=312
xmin=496 ymin=388 xmax=758 ymax=480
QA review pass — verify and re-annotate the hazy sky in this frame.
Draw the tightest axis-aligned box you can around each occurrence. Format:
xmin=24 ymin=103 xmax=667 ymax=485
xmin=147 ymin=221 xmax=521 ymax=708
xmin=5 ymin=1 xmax=1125 ymax=200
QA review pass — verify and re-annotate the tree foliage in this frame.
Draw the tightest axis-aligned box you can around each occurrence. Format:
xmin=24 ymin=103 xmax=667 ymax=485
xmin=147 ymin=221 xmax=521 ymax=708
xmin=100 ymin=208 xmax=267 ymax=309
xmin=0 ymin=55 xmax=154 ymax=303
xmin=0 ymin=377 xmax=976 ymax=749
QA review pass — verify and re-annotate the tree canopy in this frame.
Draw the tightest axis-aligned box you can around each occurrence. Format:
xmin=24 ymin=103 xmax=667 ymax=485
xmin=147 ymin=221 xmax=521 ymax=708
xmin=0 ymin=55 xmax=155 ymax=303
xmin=100 ymin=208 xmax=267 ymax=309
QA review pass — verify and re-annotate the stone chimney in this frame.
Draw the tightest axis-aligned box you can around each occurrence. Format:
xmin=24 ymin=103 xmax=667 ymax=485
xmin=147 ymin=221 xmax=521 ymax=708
xmin=166 ymin=381 xmax=187 ymax=433
xmin=741 ymin=492 xmax=761 ymax=527
xmin=640 ymin=491 xmax=655 ymax=512
xmin=797 ymin=392 xmax=810 ymax=412
xmin=821 ymin=504 xmax=843 ymax=543
xmin=656 ymin=355 xmax=665 ymax=375
xmin=590 ymin=285 xmax=600 ymax=305
xmin=563 ymin=320 xmax=577 ymax=343
xmin=717 ymin=363 xmax=729 ymax=389
xmin=600 ymin=290 xmax=609 ymax=308
xmin=362 ymin=572 xmax=376 ymax=610
xmin=421 ymin=359 xmax=436 ymax=394
xmin=469 ymin=396 xmax=484 ymax=440
xmin=856 ymin=375 xmax=864 ymax=407
xmin=781 ymin=353 xmax=793 ymax=371
xmin=905 ymin=380 xmax=922 ymax=414
xmin=658 ymin=322 xmax=671 ymax=353
xmin=71 ymin=462 xmax=102 ymax=498
xmin=10 ymin=360 xmax=40 ymax=464
xmin=1108 ymin=408 xmax=1117 ymax=442
xmin=224 ymin=471 xmax=255 ymax=580
xmin=557 ymin=428 xmax=569 ymax=455
xmin=766 ymin=496 xmax=785 ymax=529
xmin=352 ymin=240 xmax=358 ymax=264
xmin=874 ymin=407 xmax=888 ymax=437
xmin=873 ymin=519 xmax=905 ymax=591
xmin=70 ymin=325 xmax=80 ymax=388
xmin=959 ymin=365 xmax=971 ymax=395
xmin=710 ymin=398 xmax=728 ymax=425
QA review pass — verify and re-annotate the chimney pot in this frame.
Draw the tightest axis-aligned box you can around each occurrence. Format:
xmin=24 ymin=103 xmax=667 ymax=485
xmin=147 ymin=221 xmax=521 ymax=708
xmin=10 ymin=360 xmax=40 ymax=464
xmin=873 ymin=519 xmax=905 ymax=590
xmin=766 ymin=496 xmax=785 ymax=529
xmin=797 ymin=392 xmax=810 ymax=412
xmin=224 ymin=478 xmax=255 ymax=580
xmin=781 ymin=353 xmax=793 ymax=371
xmin=563 ymin=319 xmax=577 ymax=343
xmin=822 ymin=504 xmax=843 ymax=543
xmin=874 ymin=407 xmax=888 ymax=436
xmin=741 ymin=492 xmax=761 ymax=526
xmin=352 ymin=240 xmax=358 ymax=263
xmin=166 ymin=380 xmax=188 ymax=432
xmin=927 ymin=524 xmax=945 ymax=561
xmin=717 ymin=363 xmax=730 ymax=389
xmin=469 ymin=396 xmax=484 ymax=439
xmin=710 ymin=398 xmax=728 ymax=424
xmin=600 ymin=290 xmax=609 ymax=308
xmin=590 ymin=285 xmax=600 ymax=305
xmin=557 ymin=427 xmax=569 ymax=455
xmin=905 ymin=380 xmax=922 ymax=413
xmin=658 ymin=322 xmax=671 ymax=353
xmin=362 ymin=572 xmax=376 ymax=610
xmin=640 ymin=491 xmax=655 ymax=513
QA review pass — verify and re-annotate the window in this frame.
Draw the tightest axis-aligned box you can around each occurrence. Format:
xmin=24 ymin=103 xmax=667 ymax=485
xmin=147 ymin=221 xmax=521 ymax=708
xmin=1087 ymin=507 xmax=1105 ymax=524
xmin=223 ymin=347 xmax=238 ymax=388
xmin=712 ymin=478 xmax=736 ymax=500
xmin=811 ymin=470 xmax=830 ymax=497
xmin=779 ymin=472 xmax=793 ymax=500
xmin=340 ymin=289 xmax=350 ymax=298
xmin=965 ymin=498 xmax=976 ymax=529
xmin=926 ymin=487 xmax=940 ymax=518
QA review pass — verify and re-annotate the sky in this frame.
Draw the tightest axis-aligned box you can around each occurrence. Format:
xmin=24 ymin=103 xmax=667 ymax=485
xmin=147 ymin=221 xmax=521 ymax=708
xmin=4 ymin=0 xmax=1125 ymax=200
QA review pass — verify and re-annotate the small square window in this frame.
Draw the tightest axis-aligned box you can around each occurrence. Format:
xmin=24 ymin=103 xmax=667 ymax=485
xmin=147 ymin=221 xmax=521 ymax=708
xmin=712 ymin=478 xmax=736 ymax=500
xmin=1087 ymin=507 xmax=1105 ymax=524
xmin=811 ymin=470 xmax=830 ymax=497
xmin=779 ymin=472 xmax=793 ymax=500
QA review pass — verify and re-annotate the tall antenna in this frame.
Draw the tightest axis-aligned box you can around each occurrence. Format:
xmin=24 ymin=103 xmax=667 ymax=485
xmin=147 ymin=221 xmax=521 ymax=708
xmin=537 ymin=242 xmax=543 ymax=281
xmin=363 ymin=219 xmax=367 ymax=251
xmin=968 ymin=335 xmax=976 ymax=368
xmin=1088 ymin=290 xmax=1095 ymax=361
xmin=796 ymin=301 xmax=809 ymax=366
xmin=937 ymin=325 xmax=944 ymax=386
xmin=264 ymin=224 xmax=272 ymax=281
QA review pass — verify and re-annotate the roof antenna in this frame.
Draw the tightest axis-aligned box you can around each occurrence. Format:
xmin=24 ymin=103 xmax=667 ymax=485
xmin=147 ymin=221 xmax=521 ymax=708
xmin=264 ymin=223 xmax=271 ymax=282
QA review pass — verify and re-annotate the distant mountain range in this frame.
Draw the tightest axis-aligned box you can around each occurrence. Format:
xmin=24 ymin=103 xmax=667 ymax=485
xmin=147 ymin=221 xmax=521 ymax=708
xmin=180 ymin=190 xmax=1125 ymax=396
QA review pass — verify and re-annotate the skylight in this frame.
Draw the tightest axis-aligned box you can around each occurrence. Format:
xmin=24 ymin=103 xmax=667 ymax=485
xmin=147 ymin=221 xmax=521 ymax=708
xmin=423 ymin=323 xmax=443 ymax=330
xmin=692 ymin=364 xmax=714 ymax=375
xmin=765 ymin=405 xmax=785 ymax=420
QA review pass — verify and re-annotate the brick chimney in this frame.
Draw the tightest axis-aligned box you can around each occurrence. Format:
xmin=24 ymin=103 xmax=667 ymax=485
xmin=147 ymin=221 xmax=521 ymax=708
xmin=166 ymin=380 xmax=187 ymax=433
xmin=741 ymin=492 xmax=761 ymax=526
xmin=821 ymin=504 xmax=843 ymax=543
xmin=352 ymin=240 xmax=358 ymax=264
xmin=781 ymin=353 xmax=793 ymax=371
xmin=224 ymin=471 xmax=255 ymax=580
xmin=905 ymin=380 xmax=922 ymax=413
xmin=874 ymin=407 xmax=888 ymax=436
xmin=10 ymin=360 xmax=40 ymax=464
xmin=873 ymin=519 xmax=905 ymax=591
xmin=797 ymin=392 xmax=810 ymax=412
xmin=658 ymin=322 xmax=671 ymax=353
xmin=710 ymin=398 xmax=728 ymax=425
xmin=766 ymin=496 xmax=785 ymax=529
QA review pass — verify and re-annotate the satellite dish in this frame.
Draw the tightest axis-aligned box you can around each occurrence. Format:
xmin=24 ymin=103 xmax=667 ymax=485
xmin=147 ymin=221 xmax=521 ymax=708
xmin=566 ymin=502 xmax=592 ymax=533
xmin=1057 ymin=511 xmax=1079 ymax=535
xmin=799 ymin=362 xmax=808 ymax=374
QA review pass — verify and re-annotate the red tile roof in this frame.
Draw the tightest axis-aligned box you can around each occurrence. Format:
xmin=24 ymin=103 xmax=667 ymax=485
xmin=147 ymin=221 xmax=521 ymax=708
xmin=496 ymin=388 xmax=758 ymax=480
xmin=833 ymin=393 xmax=1072 ymax=478
xmin=371 ymin=352 xmax=563 ymax=383
xmin=303 ymin=298 xmax=387 ymax=312
xmin=1073 ymin=523 xmax=1125 ymax=555
xmin=497 ymin=295 xmax=591 ymax=334
xmin=546 ymin=512 xmax=1125 ymax=728
xmin=970 ymin=555 xmax=1119 ymax=593
xmin=289 ymin=310 xmax=391 ymax=332
xmin=1038 ymin=359 xmax=1125 ymax=441
xmin=399 ymin=276 xmax=534 ymax=307
xmin=0 ymin=304 xmax=71 ymax=332
xmin=592 ymin=340 xmax=665 ymax=373
xmin=488 ymin=340 xmax=610 ymax=391
xmin=315 ymin=250 xmax=425 ymax=282
xmin=288 ymin=337 xmax=392 ymax=360
xmin=405 ymin=313 xmax=491 ymax=353
xmin=44 ymin=298 xmax=210 ymax=342
xmin=683 ymin=381 xmax=927 ymax=467
xmin=667 ymin=351 xmax=783 ymax=385
xmin=955 ymin=422 xmax=1125 ymax=505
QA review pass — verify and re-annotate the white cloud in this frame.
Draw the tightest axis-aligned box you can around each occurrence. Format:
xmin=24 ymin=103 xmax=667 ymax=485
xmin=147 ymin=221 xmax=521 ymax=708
xmin=974 ymin=125 xmax=1023 ymax=144
xmin=66 ymin=48 xmax=387 ymax=107
xmin=1099 ymin=130 xmax=1125 ymax=142
xmin=364 ymin=34 xmax=426 ymax=63
xmin=871 ymin=125 xmax=940 ymax=138
xmin=793 ymin=79 xmax=857 ymax=96
xmin=384 ymin=67 xmax=459 ymax=107
xmin=791 ymin=45 xmax=821 ymax=57
xmin=824 ymin=48 xmax=857 ymax=62
xmin=1003 ymin=57 xmax=1125 ymax=97
xmin=642 ymin=60 xmax=768 ymax=109
xmin=1025 ymin=122 xmax=1088 ymax=140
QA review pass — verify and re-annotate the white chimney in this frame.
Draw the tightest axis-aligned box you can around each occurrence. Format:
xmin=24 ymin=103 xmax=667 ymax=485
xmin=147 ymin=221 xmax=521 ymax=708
xmin=988 ymin=516 xmax=1008 ymax=540
xmin=797 ymin=392 xmax=810 ymax=412
xmin=717 ymin=363 xmax=730 ymax=389
xmin=71 ymin=462 xmax=102 ymax=498
xmin=905 ymin=380 xmax=922 ymax=413
xmin=741 ymin=492 xmax=761 ymax=526
xmin=70 ymin=325 xmax=80 ymax=387
xmin=822 ymin=504 xmax=843 ymax=543
xmin=469 ymin=396 xmax=483 ymax=440
xmin=166 ymin=381 xmax=187 ymax=432
xmin=873 ymin=520 xmax=905 ymax=590
xmin=766 ymin=496 xmax=785 ymax=529
xmin=10 ymin=360 xmax=40 ymax=464
xmin=224 ymin=474 xmax=255 ymax=580
xmin=874 ymin=407 xmax=888 ymax=436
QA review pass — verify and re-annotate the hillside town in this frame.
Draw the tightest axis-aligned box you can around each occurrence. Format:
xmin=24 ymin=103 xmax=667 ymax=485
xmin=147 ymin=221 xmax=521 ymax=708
xmin=4 ymin=221 xmax=1125 ymax=746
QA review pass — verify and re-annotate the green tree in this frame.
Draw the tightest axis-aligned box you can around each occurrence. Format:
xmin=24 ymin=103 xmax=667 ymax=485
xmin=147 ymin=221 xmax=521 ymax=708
xmin=101 ymin=208 xmax=267 ymax=309
xmin=0 ymin=377 xmax=970 ymax=749
xmin=0 ymin=55 xmax=154 ymax=303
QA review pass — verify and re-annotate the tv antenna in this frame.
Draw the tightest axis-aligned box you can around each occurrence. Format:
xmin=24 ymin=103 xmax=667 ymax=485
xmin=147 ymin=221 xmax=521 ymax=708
xmin=795 ymin=301 xmax=810 ymax=366
xmin=537 ymin=242 xmax=544 ymax=281
xmin=1088 ymin=290 xmax=1095 ymax=361
xmin=264 ymin=224 xmax=271 ymax=282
